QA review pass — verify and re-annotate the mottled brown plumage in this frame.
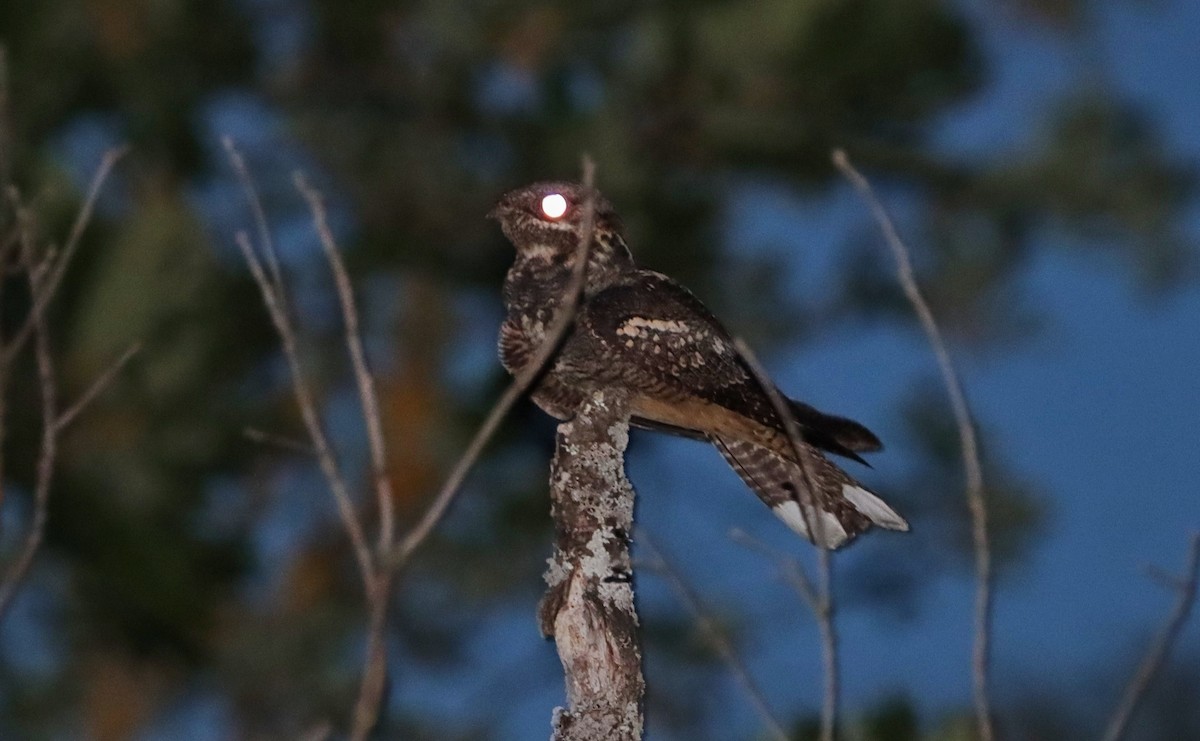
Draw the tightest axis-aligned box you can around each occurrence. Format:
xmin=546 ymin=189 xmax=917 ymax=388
xmin=489 ymin=181 xmax=908 ymax=548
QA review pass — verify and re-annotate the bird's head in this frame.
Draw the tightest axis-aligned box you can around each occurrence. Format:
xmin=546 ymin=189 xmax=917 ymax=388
xmin=488 ymin=181 xmax=624 ymax=259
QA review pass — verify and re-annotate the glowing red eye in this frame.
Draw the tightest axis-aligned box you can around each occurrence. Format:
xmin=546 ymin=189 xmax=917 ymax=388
xmin=540 ymin=193 xmax=568 ymax=219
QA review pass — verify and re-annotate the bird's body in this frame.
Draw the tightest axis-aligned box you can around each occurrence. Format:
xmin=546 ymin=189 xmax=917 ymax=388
xmin=490 ymin=181 xmax=908 ymax=548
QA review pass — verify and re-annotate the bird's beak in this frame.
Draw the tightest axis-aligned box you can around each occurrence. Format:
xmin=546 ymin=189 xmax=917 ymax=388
xmin=486 ymin=200 xmax=510 ymax=221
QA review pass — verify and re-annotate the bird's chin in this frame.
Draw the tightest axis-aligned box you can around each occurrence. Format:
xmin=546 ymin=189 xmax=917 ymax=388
xmin=497 ymin=219 xmax=521 ymax=244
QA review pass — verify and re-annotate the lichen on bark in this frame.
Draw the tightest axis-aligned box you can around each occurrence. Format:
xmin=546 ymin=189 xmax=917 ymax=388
xmin=539 ymin=389 xmax=644 ymax=741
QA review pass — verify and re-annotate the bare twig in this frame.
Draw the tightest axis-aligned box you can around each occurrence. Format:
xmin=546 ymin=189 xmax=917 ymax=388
xmin=731 ymin=526 xmax=852 ymax=741
xmin=0 ymin=47 xmax=11 ymax=223
xmin=244 ymin=427 xmax=316 ymax=456
xmin=1102 ymin=532 xmax=1200 ymax=741
xmin=641 ymin=532 xmax=788 ymax=741
xmin=55 ymin=343 xmax=141 ymax=432
xmin=1143 ymin=563 xmax=1190 ymax=593
xmin=391 ymin=156 xmax=599 ymax=568
xmin=352 ymin=575 xmax=394 ymax=741
xmin=0 ymin=238 xmax=59 ymax=622
xmin=290 ymin=171 xmax=399 ymax=741
xmin=227 ymin=141 xmax=391 ymax=738
xmin=0 ymin=187 xmax=24 ymax=519
xmin=298 ymin=721 xmax=333 ymax=741
xmin=0 ymin=153 xmax=133 ymax=623
xmin=293 ymin=173 xmax=396 ymax=559
xmin=231 ymin=149 xmax=603 ymax=737
xmin=223 ymin=138 xmax=285 ymax=295
xmin=732 ymin=338 xmax=838 ymax=741
xmin=2 ymin=147 xmax=128 ymax=366
xmin=233 ymin=228 xmax=374 ymax=585
xmin=833 ymin=148 xmax=993 ymax=741
xmin=730 ymin=529 xmax=820 ymax=614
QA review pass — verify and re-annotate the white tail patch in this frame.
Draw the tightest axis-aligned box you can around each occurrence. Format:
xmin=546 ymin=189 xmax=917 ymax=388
xmin=772 ymin=500 xmax=849 ymax=549
xmin=842 ymin=484 xmax=909 ymax=531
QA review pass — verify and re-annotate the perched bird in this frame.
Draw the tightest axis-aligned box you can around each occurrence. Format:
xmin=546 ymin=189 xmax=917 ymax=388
xmin=489 ymin=181 xmax=908 ymax=548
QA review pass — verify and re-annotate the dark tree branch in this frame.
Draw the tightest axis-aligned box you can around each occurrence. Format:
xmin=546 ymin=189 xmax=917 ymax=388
xmin=833 ymin=149 xmax=994 ymax=741
xmin=541 ymin=389 xmax=643 ymax=741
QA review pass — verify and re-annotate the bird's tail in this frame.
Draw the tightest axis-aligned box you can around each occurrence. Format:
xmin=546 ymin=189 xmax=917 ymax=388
xmin=786 ymin=399 xmax=883 ymax=464
xmin=713 ymin=435 xmax=908 ymax=549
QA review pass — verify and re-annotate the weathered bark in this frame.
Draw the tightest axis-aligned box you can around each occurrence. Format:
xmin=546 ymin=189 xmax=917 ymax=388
xmin=539 ymin=389 xmax=644 ymax=741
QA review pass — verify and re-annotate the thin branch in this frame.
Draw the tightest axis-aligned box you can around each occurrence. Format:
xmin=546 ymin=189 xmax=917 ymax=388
xmin=233 ymin=229 xmax=374 ymax=586
xmin=0 ymin=47 xmax=11 ymax=204
xmin=225 ymin=140 xmax=376 ymax=588
xmin=391 ymin=156 xmax=599 ymax=568
xmin=54 ymin=343 xmax=141 ymax=432
xmin=0 ymin=187 xmax=24 ymax=520
xmin=299 ymin=722 xmax=333 ymax=741
xmin=0 ymin=155 xmax=133 ymax=622
xmin=226 ymin=142 xmax=398 ymax=739
xmin=289 ymin=173 xmax=401 ymax=741
xmin=293 ymin=172 xmax=396 ymax=558
xmin=0 ymin=239 xmax=59 ymax=622
xmin=2 ymin=146 xmax=128 ymax=366
xmin=640 ymin=532 xmax=788 ymax=741
xmin=731 ymin=525 xmax=854 ymax=741
xmin=232 ymin=152 xmax=602 ymax=736
xmin=351 ymin=574 xmax=394 ymax=741
xmin=223 ymin=137 xmax=285 ymax=296
xmin=832 ymin=148 xmax=993 ymax=741
xmin=243 ymin=427 xmax=316 ymax=456
xmin=730 ymin=529 xmax=820 ymax=614
xmin=1143 ymin=564 xmax=1190 ymax=594
xmin=1102 ymin=532 xmax=1200 ymax=741
xmin=732 ymin=338 xmax=838 ymax=741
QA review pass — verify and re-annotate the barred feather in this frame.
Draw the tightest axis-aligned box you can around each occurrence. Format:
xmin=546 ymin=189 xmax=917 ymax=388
xmin=713 ymin=436 xmax=907 ymax=549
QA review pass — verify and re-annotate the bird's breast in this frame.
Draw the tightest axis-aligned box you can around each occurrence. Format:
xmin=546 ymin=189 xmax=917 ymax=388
xmin=497 ymin=314 xmax=544 ymax=375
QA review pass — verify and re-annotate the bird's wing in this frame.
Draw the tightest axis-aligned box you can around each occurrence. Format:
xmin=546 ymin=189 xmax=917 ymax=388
xmin=570 ymin=271 xmax=765 ymax=414
xmin=567 ymin=271 xmax=877 ymax=461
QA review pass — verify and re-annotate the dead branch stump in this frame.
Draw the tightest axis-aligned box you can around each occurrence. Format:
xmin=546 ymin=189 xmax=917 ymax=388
xmin=539 ymin=389 xmax=644 ymax=741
